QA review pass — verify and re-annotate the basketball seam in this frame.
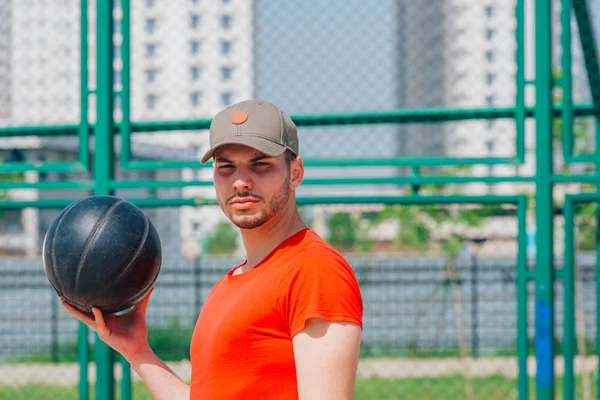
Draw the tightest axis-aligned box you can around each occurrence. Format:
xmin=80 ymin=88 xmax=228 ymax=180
xmin=73 ymin=199 xmax=125 ymax=307
xmin=49 ymin=199 xmax=83 ymax=296
xmin=86 ymin=211 xmax=151 ymax=311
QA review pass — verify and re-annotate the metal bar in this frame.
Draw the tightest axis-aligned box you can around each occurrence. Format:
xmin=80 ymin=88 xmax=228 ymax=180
xmin=78 ymin=323 xmax=89 ymax=400
xmin=0 ymin=195 xmax=524 ymax=209
xmin=516 ymin=196 xmax=529 ymax=399
xmin=0 ymin=103 xmax=598 ymax=137
xmin=110 ymin=175 xmax=537 ymax=190
xmin=0 ymin=125 xmax=80 ymax=136
xmin=94 ymin=0 xmax=116 ymax=398
xmin=552 ymin=174 xmax=600 ymax=183
xmin=79 ymin=0 xmax=90 ymax=169
xmin=0 ymin=181 xmax=94 ymax=190
xmin=0 ymin=162 xmax=87 ymax=173
xmin=567 ymin=192 xmax=600 ymax=202
xmin=561 ymin=0 xmax=575 ymax=162
xmin=119 ymin=2 xmax=133 ymax=399
xmin=2 ymin=172 xmax=599 ymax=192
xmin=121 ymin=356 xmax=132 ymax=400
xmin=573 ymin=0 xmax=600 ymax=113
xmin=122 ymin=156 xmax=522 ymax=171
xmin=595 ymin=118 xmax=600 ymax=400
xmin=515 ymin=0 xmax=526 ymax=163
xmin=120 ymin=0 xmax=132 ymax=172
xmin=534 ymin=0 xmax=556 ymax=397
xmin=563 ymin=197 xmax=576 ymax=399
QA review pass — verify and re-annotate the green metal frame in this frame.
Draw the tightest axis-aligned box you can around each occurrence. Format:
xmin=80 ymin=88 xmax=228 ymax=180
xmin=0 ymin=0 xmax=599 ymax=399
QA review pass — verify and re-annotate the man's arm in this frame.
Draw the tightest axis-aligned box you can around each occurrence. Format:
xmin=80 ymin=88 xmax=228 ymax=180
xmin=61 ymin=291 xmax=190 ymax=400
xmin=292 ymin=318 xmax=362 ymax=400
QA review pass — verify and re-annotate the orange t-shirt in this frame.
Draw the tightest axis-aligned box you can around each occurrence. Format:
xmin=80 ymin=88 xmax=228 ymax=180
xmin=189 ymin=228 xmax=363 ymax=399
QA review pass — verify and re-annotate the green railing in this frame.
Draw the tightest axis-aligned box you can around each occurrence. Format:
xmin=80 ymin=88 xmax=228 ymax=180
xmin=0 ymin=0 xmax=599 ymax=399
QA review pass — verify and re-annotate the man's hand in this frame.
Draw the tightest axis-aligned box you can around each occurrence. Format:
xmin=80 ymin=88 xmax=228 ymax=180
xmin=61 ymin=288 xmax=153 ymax=362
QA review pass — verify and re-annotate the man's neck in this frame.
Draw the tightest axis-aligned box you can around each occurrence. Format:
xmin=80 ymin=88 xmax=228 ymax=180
xmin=239 ymin=206 xmax=306 ymax=271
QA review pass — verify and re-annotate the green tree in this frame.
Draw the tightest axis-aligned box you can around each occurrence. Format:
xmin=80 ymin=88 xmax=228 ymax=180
xmin=204 ymin=221 xmax=238 ymax=254
xmin=326 ymin=212 xmax=359 ymax=249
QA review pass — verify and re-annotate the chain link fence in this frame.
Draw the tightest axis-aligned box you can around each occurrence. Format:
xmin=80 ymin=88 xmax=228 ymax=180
xmin=1 ymin=0 xmax=600 ymax=399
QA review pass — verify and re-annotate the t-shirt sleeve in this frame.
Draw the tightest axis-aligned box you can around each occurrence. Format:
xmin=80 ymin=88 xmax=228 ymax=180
xmin=276 ymin=245 xmax=363 ymax=338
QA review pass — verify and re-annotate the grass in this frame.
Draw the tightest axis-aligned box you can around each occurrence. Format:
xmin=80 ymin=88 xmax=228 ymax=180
xmin=0 ymin=375 xmax=597 ymax=400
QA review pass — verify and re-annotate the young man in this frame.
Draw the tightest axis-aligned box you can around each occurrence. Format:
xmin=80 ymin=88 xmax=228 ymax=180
xmin=62 ymin=99 xmax=363 ymax=399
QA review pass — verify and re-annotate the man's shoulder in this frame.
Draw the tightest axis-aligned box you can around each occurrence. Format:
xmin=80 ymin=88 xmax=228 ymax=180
xmin=289 ymin=230 xmax=350 ymax=266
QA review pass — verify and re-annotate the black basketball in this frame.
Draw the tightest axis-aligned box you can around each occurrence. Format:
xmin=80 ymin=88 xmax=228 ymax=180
xmin=42 ymin=195 xmax=162 ymax=314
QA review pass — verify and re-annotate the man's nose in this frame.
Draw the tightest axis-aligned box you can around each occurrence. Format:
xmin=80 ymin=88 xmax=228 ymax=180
xmin=232 ymin=170 xmax=252 ymax=192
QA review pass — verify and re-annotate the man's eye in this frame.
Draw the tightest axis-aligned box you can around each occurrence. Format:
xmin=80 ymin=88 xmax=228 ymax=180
xmin=218 ymin=164 xmax=234 ymax=169
xmin=253 ymin=162 xmax=269 ymax=167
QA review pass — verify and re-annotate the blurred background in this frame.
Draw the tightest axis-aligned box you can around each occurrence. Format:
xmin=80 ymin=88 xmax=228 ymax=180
xmin=0 ymin=0 xmax=599 ymax=399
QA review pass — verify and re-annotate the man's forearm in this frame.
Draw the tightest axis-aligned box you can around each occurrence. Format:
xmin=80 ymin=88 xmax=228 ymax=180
xmin=128 ymin=345 xmax=190 ymax=400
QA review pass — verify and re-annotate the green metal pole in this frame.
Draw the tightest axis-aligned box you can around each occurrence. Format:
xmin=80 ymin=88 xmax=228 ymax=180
xmin=79 ymin=0 xmax=89 ymax=169
xmin=516 ymin=197 xmax=529 ymax=399
xmin=515 ymin=0 xmax=526 ymax=163
xmin=534 ymin=0 xmax=555 ymax=398
xmin=119 ymin=1 xmax=133 ymax=398
xmin=78 ymin=1 xmax=90 ymax=399
xmin=595 ymin=120 xmax=600 ymax=400
xmin=563 ymin=198 xmax=576 ymax=399
xmin=561 ymin=0 xmax=575 ymax=162
xmin=78 ymin=324 xmax=89 ymax=400
xmin=95 ymin=0 xmax=116 ymax=399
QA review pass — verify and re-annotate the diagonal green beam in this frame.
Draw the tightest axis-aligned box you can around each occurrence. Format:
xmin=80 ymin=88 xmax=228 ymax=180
xmin=573 ymin=0 xmax=600 ymax=113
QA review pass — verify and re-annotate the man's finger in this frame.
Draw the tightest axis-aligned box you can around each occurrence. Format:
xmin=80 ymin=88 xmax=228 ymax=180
xmin=91 ymin=307 xmax=111 ymax=338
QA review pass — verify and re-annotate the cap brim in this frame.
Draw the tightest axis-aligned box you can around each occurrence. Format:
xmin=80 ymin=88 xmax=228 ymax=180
xmin=200 ymin=135 xmax=288 ymax=163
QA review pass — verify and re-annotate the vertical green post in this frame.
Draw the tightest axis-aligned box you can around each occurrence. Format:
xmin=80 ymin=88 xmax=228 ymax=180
xmin=595 ymin=120 xmax=600 ymax=400
xmin=119 ymin=1 xmax=133 ymax=399
xmin=516 ymin=196 xmax=529 ymax=399
xmin=95 ymin=0 xmax=116 ymax=399
xmin=78 ymin=3 xmax=91 ymax=400
xmin=563 ymin=198 xmax=575 ymax=399
xmin=78 ymin=324 xmax=89 ymax=400
xmin=561 ymin=0 xmax=574 ymax=161
xmin=79 ymin=0 xmax=89 ymax=169
xmin=534 ymin=0 xmax=555 ymax=398
xmin=515 ymin=0 xmax=526 ymax=163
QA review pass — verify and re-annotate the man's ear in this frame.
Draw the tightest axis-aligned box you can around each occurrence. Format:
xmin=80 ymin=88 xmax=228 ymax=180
xmin=289 ymin=156 xmax=304 ymax=190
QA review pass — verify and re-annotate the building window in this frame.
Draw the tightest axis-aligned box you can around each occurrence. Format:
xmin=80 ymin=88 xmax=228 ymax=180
xmin=486 ymin=72 xmax=495 ymax=85
xmin=146 ymin=43 xmax=157 ymax=58
xmin=484 ymin=6 xmax=493 ymax=17
xmin=221 ymin=15 xmax=232 ymax=29
xmin=485 ymin=50 xmax=494 ymax=62
xmin=190 ymin=65 xmax=201 ymax=80
xmin=190 ymin=91 xmax=201 ymax=106
xmin=486 ymin=28 xmax=496 ymax=40
xmin=145 ymin=68 xmax=158 ymax=83
xmin=146 ymin=0 xmax=155 ymax=7
xmin=221 ymin=40 xmax=232 ymax=55
xmin=487 ymin=120 xmax=495 ymax=130
xmin=221 ymin=92 xmax=232 ymax=106
xmin=221 ymin=66 xmax=232 ymax=80
xmin=486 ymin=140 xmax=495 ymax=152
xmin=114 ymin=69 xmax=123 ymax=88
xmin=145 ymin=18 xmax=157 ymax=34
xmin=485 ymin=95 xmax=494 ymax=106
xmin=146 ymin=94 xmax=157 ymax=109
xmin=190 ymin=40 xmax=201 ymax=55
xmin=190 ymin=14 xmax=201 ymax=29
xmin=113 ymin=44 xmax=122 ymax=61
xmin=191 ymin=0 xmax=200 ymax=4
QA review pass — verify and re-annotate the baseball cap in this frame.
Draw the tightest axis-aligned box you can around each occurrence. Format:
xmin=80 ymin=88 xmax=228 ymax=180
xmin=200 ymin=100 xmax=299 ymax=164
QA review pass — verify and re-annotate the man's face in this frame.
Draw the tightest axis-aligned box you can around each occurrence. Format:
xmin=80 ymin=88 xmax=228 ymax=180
xmin=212 ymin=144 xmax=301 ymax=230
